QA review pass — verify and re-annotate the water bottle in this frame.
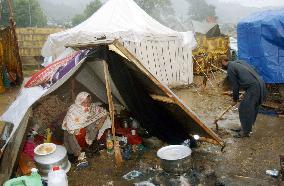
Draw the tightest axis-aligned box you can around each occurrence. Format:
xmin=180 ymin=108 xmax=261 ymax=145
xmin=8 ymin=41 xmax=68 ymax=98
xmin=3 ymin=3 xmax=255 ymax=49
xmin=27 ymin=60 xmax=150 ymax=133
xmin=30 ymin=168 xmax=43 ymax=185
xmin=47 ymin=166 xmax=68 ymax=186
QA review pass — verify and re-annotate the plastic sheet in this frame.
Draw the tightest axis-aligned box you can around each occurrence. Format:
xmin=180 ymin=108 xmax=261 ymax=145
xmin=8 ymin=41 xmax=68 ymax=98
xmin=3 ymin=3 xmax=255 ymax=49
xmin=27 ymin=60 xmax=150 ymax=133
xmin=237 ymin=9 xmax=284 ymax=83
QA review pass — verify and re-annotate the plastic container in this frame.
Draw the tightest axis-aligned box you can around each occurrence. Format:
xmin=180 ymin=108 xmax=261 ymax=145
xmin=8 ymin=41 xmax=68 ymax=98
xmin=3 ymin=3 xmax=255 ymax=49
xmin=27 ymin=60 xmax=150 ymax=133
xmin=4 ymin=168 xmax=43 ymax=186
xmin=106 ymin=130 xmax=114 ymax=155
xmin=47 ymin=166 xmax=68 ymax=186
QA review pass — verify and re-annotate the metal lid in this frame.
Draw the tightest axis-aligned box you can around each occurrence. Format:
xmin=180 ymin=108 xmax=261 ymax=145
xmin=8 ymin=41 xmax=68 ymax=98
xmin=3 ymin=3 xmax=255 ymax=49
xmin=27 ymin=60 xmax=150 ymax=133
xmin=157 ymin=145 xmax=191 ymax=161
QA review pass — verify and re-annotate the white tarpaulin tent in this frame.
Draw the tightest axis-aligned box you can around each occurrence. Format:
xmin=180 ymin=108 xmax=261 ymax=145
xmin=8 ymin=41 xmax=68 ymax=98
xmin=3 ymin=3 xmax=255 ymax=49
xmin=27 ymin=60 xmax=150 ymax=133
xmin=42 ymin=0 xmax=196 ymax=87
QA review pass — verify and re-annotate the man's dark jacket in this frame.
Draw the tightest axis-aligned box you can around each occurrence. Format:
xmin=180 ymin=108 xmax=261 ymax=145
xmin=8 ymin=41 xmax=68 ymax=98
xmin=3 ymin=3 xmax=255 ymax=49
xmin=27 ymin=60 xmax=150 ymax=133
xmin=227 ymin=60 xmax=267 ymax=104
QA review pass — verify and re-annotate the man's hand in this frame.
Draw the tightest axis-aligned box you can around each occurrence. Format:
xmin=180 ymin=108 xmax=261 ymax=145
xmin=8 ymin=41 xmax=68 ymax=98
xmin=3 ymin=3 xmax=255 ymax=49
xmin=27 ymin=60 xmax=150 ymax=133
xmin=231 ymin=100 xmax=238 ymax=106
xmin=222 ymin=91 xmax=233 ymax=96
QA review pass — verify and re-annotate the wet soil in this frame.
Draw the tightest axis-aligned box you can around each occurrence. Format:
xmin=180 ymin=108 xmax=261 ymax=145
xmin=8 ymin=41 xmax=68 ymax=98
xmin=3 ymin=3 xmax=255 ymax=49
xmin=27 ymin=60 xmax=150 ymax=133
xmin=175 ymin=74 xmax=284 ymax=185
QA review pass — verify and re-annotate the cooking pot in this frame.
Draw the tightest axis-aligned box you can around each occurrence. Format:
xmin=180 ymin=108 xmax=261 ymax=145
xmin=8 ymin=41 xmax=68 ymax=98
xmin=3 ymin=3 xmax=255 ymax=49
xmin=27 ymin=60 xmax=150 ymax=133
xmin=157 ymin=145 xmax=192 ymax=174
xmin=34 ymin=145 xmax=70 ymax=178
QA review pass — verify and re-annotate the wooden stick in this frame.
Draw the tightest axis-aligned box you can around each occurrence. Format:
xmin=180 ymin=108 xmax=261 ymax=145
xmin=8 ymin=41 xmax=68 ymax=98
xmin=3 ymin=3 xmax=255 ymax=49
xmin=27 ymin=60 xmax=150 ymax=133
xmin=279 ymin=114 xmax=284 ymax=118
xmin=103 ymin=61 xmax=123 ymax=167
xmin=214 ymin=93 xmax=244 ymax=131
xmin=199 ymin=137 xmax=222 ymax=146
xmin=214 ymin=104 xmax=235 ymax=131
xmin=208 ymin=62 xmax=227 ymax=74
xmin=150 ymin=94 xmax=175 ymax=104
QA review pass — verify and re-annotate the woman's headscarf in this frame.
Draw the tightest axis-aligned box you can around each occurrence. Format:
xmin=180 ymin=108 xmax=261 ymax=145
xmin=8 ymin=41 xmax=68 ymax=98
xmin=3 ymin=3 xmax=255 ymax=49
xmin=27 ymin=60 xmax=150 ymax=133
xmin=62 ymin=92 xmax=107 ymax=133
xmin=75 ymin=92 xmax=90 ymax=106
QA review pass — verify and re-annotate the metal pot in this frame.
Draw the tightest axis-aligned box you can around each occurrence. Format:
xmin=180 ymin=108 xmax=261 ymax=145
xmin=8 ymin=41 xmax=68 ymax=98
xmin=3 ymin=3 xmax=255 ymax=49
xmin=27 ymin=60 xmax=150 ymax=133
xmin=157 ymin=145 xmax=192 ymax=174
xmin=34 ymin=145 xmax=70 ymax=178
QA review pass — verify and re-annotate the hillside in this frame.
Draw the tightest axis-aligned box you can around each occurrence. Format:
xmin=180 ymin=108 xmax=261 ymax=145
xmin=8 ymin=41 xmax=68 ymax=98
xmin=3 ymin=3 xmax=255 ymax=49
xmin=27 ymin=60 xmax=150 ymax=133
xmin=38 ymin=0 xmax=92 ymax=24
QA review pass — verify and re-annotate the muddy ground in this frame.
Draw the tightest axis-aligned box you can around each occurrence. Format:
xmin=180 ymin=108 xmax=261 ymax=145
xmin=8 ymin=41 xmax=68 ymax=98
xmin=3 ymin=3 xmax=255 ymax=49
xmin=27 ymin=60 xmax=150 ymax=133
xmin=1 ymin=73 xmax=284 ymax=186
xmin=0 ymin=87 xmax=20 ymax=116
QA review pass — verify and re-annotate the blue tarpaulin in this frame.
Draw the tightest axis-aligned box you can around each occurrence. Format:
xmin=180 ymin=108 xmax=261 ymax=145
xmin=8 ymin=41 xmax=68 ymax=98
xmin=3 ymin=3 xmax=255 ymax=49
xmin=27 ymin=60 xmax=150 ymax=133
xmin=237 ymin=9 xmax=284 ymax=83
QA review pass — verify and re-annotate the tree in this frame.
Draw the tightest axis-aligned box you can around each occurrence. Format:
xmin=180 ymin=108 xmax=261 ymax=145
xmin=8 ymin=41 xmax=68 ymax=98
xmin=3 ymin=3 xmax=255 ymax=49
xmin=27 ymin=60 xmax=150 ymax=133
xmin=187 ymin=0 xmax=217 ymax=22
xmin=72 ymin=0 xmax=102 ymax=26
xmin=134 ymin=0 xmax=175 ymax=25
xmin=1 ymin=0 xmax=47 ymax=27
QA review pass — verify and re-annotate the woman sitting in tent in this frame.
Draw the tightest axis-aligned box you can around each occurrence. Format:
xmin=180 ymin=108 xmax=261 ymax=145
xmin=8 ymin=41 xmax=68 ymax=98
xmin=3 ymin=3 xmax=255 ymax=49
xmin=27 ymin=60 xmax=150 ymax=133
xmin=62 ymin=92 xmax=111 ymax=160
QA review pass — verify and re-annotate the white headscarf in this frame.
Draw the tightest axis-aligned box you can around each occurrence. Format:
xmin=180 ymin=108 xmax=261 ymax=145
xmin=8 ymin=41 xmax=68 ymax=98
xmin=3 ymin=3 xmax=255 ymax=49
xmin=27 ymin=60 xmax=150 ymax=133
xmin=62 ymin=92 xmax=107 ymax=133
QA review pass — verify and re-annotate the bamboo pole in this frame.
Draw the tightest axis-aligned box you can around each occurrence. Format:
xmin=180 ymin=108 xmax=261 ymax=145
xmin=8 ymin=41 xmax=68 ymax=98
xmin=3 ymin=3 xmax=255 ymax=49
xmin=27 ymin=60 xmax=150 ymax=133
xmin=103 ymin=61 xmax=123 ymax=167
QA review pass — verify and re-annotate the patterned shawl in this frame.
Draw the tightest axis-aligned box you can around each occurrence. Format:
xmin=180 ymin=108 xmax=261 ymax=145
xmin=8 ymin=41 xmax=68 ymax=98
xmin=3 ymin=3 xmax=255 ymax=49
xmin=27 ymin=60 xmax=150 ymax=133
xmin=62 ymin=92 xmax=107 ymax=133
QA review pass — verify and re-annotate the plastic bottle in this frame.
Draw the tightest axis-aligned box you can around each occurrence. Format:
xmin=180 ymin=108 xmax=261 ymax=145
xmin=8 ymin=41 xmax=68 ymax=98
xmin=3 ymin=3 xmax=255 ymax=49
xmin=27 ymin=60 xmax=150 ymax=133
xmin=4 ymin=168 xmax=42 ymax=186
xmin=30 ymin=168 xmax=43 ymax=185
xmin=47 ymin=166 xmax=68 ymax=186
xmin=106 ymin=130 xmax=114 ymax=155
xmin=44 ymin=128 xmax=52 ymax=143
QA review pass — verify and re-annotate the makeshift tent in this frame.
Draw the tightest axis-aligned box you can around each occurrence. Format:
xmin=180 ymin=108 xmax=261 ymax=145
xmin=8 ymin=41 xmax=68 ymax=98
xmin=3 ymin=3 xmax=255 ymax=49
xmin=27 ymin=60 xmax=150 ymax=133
xmin=41 ymin=0 xmax=196 ymax=87
xmin=237 ymin=9 xmax=284 ymax=83
xmin=192 ymin=21 xmax=229 ymax=74
xmin=0 ymin=41 xmax=223 ymax=182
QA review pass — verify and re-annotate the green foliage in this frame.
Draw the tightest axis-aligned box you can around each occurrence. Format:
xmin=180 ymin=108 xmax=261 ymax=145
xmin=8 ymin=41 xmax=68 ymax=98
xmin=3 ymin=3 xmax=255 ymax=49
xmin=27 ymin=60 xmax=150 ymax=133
xmin=134 ymin=0 xmax=174 ymax=24
xmin=187 ymin=0 xmax=217 ymax=21
xmin=1 ymin=0 xmax=47 ymax=27
xmin=72 ymin=0 xmax=102 ymax=26
xmin=71 ymin=14 xmax=85 ymax=26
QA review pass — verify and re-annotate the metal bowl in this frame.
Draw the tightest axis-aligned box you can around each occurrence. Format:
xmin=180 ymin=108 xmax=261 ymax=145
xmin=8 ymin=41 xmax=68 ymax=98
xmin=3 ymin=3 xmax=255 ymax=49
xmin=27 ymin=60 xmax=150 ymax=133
xmin=34 ymin=145 xmax=70 ymax=178
xmin=157 ymin=145 xmax=192 ymax=174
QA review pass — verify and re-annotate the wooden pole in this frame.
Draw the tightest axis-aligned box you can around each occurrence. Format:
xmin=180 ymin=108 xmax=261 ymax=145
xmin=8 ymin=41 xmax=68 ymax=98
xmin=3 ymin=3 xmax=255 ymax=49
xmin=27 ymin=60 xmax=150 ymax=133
xmin=103 ymin=61 xmax=123 ymax=167
xmin=7 ymin=0 xmax=23 ymax=82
